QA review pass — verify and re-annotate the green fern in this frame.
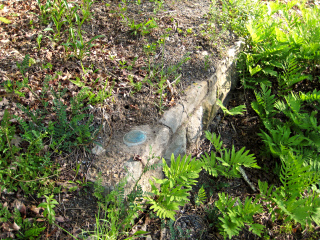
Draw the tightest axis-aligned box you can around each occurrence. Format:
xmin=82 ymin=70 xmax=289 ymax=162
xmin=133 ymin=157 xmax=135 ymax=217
xmin=147 ymin=154 xmax=202 ymax=220
xmin=279 ymin=152 xmax=318 ymax=196
xmin=201 ymin=151 xmax=227 ymax=177
xmin=257 ymin=125 xmax=309 ymax=157
xmin=201 ymin=132 xmax=260 ymax=179
xmin=93 ymin=177 xmax=143 ymax=239
xmin=205 ymin=131 xmax=223 ymax=153
xmin=195 ymin=186 xmax=206 ymax=206
xmin=216 ymin=99 xmax=246 ymax=117
xmin=258 ymin=151 xmax=320 ymax=228
xmin=251 ymin=83 xmax=276 ymax=120
xmin=215 ymin=192 xmax=264 ymax=239
xmin=278 ymin=53 xmax=312 ymax=93
xmin=219 ymin=145 xmax=260 ymax=172
xmin=299 ymin=89 xmax=320 ymax=103
xmin=16 ymin=54 xmax=30 ymax=77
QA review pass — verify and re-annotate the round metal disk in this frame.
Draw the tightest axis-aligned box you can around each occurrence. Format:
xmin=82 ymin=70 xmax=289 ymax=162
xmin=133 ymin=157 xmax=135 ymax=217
xmin=123 ymin=130 xmax=147 ymax=147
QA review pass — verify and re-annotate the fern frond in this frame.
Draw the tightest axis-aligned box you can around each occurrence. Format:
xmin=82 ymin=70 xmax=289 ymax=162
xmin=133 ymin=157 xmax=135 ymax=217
xmin=148 ymin=199 xmax=180 ymax=220
xmin=258 ymin=180 xmax=275 ymax=199
xmin=216 ymin=99 xmax=246 ymax=117
xmin=215 ymin=192 xmax=237 ymax=211
xmin=272 ymin=194 xmax=315 ymax=228
xmin=218 ymin=146 xmax=260 ymax=175
xmin=216 ymin=193 xmax=264 ymax=238
xmin=278 ymin=53 xmax=312 ymax=92
xmin=205 ymin=131 xmax=223 ymax=153
xmin=279 ymin=152 xmax=316 ymax=195
xmin=300 ymin=89 xmax=320 ymax=103
xmin=311 ymin=207 xmax=320 ymax=226
xmin=274 ymin=99 xmax=287 ymax=112
xmin=285 ymin=92 xmax=301 ymax=113
xmin=200 ymin=151 xmax=230 ymax=177
xmin=249 ymin=223 xmax=265 ymax=237
xmin=258 ymin=125 xmax=308 ymax=157
xmin=252 ymin=83 xmax=276 ymax=119
xmin=219 ymin=216 xmax=242 ymax=239
xmin=195 ymin=186 xmax=206 ymax=205
xmin=148 ymin=155 xmax=202 ymax=220
xmin=200 ymin=152 xmax=219 ymax=177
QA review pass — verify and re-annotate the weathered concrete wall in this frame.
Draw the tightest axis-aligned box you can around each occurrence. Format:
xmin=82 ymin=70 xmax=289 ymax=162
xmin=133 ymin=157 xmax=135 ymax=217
xmin=88 ymin=41 xmax=244 ymax=195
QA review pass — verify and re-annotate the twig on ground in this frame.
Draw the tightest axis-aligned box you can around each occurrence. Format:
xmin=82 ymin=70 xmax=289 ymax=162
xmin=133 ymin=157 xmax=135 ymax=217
xmin=238 ymin=166 xmax=256 ymax=192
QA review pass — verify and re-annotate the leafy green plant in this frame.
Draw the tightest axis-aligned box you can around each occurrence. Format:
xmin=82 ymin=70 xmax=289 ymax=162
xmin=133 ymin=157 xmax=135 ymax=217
xmin=206 ymin=0 xmax=261 ymax=43
xmin=124 ymin=17 xmax=158 ymax=36
xmin=257 ymin=152 xmax=320 ymax=228
xmin=251 ymin=83 xmax=276 ymax=121
xmin=239 ymin=0 xmax=319 ymax=89
xmin=154 ymin=76 xmax=167 ymax=114
xmin=128 ymin=74 xmax=142 ymax=93
xmin=201 ymin=131 xmax=260 ymax=179
xmin=0 ymin=109 xmax=59 ymax=196
xmin=90 ymin=177 xmax=147 ymax=239
xmin=73 ymin=77 xmax=114 ymax=105
xmin=0 ymin=203 xmax=46 ymax=239
xmin=236 ymin=1 xmax=320 ymax=235
xmin=79 ymin=0 xmax=94 ymax=23
xmin=38 ymin=194 xmax=59 ymax=224
xmin=64 ymin=0 xmax=78 ymax=27
xmin=37 ymin=0 xmax=54 ymax=24
xmin=0 ymin=110 xmax=19 ymax=163
xmin=63 ymin=27 xmax=104 ymax=60
xmin=251 ymin=84 xmax=320 ymax=158
xmin=0 ymin=16 xmax=11 ymax=24
xmin=216 ymin=99 xmax=246 ymax=118
xmin=151 ymin=0 xmax=164 ymax=13
xmin=215 ymin=192 xmax=264 ymax=238
xmin=89 ymin=150 xmax=162 ymax=239
xmin=44 ymin=11 xmax=67 ymax=41
xmin=36 ymin=34 xmax=43 ymax=49
xmin=147 ymin=154 xmax=203 ymax=220
xmin=195 ymin=186 xmax=206 ymax=206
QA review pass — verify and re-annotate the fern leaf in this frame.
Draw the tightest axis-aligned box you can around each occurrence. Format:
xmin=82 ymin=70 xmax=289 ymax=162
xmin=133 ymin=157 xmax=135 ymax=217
xmin=249 ymin=223 xmax=264 ymax=237
xmin=148 ymin=154 xmax=202 ymax=220
xmin=149 ymin=199 xmax=178 ymax=220
xmin=279 ymin=152 xmax=314 ymax=194
xmin=311 ymin=207 xmax=320 ymax=226
xmin=272 ymin=195 xmax=313 ymax=228
xmin=195 ymin=186 xmax=206 ymax=205
xmin=285 ymin=92 xmax=301 ymax=113
xmin=258 ymin=180 xmax=275 ymax=199
xmin=216 ymin=193 xmax=264 ymax=238
xmin=219 ymin=216 xmax=241 ymax=239
xmin=300 ymin=89 xmax=320 ymax=103
xmin=252 ymin=83 xmax=276 ymax=119
xmin=24 ymin=227 xmax=46 ymax=238
xmin=200 ymin=152 xmax=219 ymax=177
xmin=216 ymin=99 xmax=246 ymax=117
xmin=218 ymin=145 xmax=260 ymax=177
xmin=205 ymin=131 xmax=223 ymax=152
xmin=229 ymin=104 xmax=246 ymax=116
xmin=215 ymin=192 xmax=237 ymax=211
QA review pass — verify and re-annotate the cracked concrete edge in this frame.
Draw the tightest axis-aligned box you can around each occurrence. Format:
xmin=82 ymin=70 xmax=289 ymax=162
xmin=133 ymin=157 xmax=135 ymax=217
xmin=159 ymin=40 xmax=244 ymax=153
xmin=90 ymin=40 xmax=244 ymax=195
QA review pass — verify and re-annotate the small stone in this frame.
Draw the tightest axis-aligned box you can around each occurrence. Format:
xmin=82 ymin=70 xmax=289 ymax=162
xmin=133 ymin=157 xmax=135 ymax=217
xmin=202 ymin=51 xmax=208 ymax=56
xmin=91 ymin=144 xmax=106 ymax=156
